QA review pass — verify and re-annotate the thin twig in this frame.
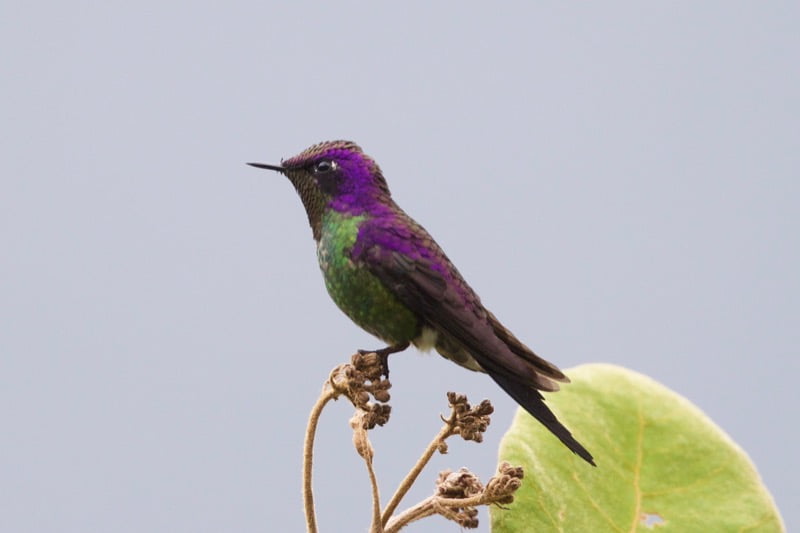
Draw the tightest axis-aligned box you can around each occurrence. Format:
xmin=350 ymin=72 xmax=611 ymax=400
xmin=380 ymin=413 xmax=456 ymax=526
xmin=384 ymin=497 xmax=437 ymax=532
xmin=365 ymin=450 xmax=383 ymax=533
xmin=385 ymin=462 xmax=524 ymax=532
xmin=384 ymin=493 xmax=491 ymax=532
xmin=351 ymin=412 xmax=384 ymax=533
xmin=303 ymin=382 xmax=336 ymax=533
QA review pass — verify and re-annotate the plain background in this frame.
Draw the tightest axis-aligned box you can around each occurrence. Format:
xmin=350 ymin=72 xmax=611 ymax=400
xmin=2 ymin=2 xmax=797 ymax=531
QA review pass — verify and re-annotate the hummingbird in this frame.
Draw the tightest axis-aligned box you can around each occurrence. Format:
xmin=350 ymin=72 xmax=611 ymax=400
xmin=248 ymin=140 xmax=594 ymax=465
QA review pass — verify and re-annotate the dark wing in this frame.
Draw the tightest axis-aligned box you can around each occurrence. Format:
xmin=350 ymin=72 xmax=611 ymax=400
xmin=486 ymin=310 xmax=569 ymax=383
xmin=355 ymin=222 xmax=594 ymax=465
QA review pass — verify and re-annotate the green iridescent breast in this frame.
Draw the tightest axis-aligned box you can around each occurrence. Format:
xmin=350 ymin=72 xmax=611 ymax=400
xmin=316 ymin=210 xmax=420 ymax=345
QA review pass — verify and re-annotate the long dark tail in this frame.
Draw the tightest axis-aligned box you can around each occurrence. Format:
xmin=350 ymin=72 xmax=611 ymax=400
xmin=490 ymin=372 xmax=595 ymax=466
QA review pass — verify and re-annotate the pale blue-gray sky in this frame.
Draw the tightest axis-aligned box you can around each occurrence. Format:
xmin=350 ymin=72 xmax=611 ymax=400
xmin=2 ymin=2 xmax=797 ymax=531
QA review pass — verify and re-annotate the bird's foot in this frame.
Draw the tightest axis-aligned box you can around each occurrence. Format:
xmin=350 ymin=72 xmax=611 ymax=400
xmin=358 ymin=342 xmax=409 ymax=377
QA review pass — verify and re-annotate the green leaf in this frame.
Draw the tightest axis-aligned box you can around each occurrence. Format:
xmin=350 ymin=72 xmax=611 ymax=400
xmin=491 ymin=364 xmax=784 ymax=532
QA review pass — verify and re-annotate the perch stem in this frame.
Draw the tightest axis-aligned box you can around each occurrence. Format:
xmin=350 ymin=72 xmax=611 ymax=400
xmin=380 ymin=415 xmax=456 ymax=526
xmin=365 ymin=451 xmax=383 ymax=533
xmin=302 ymin=383 xmax=336 ymax=533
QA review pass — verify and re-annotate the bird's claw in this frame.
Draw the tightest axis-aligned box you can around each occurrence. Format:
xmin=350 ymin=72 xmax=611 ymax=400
xmin=358 ymin=343 xmax=409 ymax=378
xmin=358 ymin=348 xmax=391 ymax=377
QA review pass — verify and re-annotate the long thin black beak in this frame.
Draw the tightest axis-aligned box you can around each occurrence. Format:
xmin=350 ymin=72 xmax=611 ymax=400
xmin=247 ymin=162 xmax=285 ymax=172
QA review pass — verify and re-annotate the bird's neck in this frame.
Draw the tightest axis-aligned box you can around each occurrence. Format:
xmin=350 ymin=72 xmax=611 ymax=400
xmin=318 ymin=192 xmax=394 ymax=229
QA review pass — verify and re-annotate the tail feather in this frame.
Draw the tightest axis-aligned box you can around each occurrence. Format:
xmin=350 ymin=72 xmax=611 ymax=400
xmin=490 ymin=371 xmax=595 ymax=466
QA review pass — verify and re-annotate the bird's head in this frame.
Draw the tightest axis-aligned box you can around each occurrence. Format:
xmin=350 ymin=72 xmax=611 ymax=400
xmin=248 ymin=140 xmax=391 ymax=240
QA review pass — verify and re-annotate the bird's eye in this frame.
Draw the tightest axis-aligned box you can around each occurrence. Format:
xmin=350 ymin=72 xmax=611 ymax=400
xmin=312 ymin=160 xmax=336 ymax=174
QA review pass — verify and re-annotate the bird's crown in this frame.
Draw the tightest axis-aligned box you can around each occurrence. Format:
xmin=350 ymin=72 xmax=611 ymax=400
xmin=281 ymin=140 xmax=391 ymax=197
